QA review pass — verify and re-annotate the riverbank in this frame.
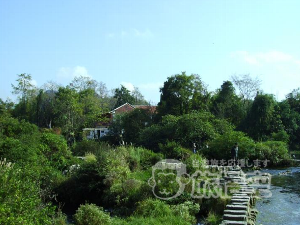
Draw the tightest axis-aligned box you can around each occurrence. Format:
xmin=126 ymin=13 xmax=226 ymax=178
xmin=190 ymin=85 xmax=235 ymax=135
xmin=256 ymin=167 xmax=300 ymax=225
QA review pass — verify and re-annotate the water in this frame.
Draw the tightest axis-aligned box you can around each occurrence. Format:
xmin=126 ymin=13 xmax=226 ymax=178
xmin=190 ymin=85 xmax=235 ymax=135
xmin=256 ymin=167 xmax=300 ymax=225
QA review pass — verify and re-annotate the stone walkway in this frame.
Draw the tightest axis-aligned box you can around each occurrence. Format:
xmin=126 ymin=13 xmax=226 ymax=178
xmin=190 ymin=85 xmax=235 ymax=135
xmin=205 ymin=165 xmax=258 ymax=225
xmin=219 ymin=166 xmax=257 ymax=225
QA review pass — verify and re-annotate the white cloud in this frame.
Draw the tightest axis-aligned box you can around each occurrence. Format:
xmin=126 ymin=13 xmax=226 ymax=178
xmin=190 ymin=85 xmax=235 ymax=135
xmin=132 ymin=28 xmax=154 ymax=38
xmin=121 ymin=82 xmax=134 ymax=92
xmin=231 ymin=50 xmax=299 ymax=66
xmin=73 ymin=66 xmax=91 ymax=78
xmin=231 ymin=50 xmax=300 ymax=101
xmin=30 ymin=79 xmax=38 ymax=87
xmin=257 ymin=51 xmax=293 ymax=63
xmin=57 ymin=66 xmax=91 ymax=83
xmin=231 ymin=51 xmax=259 ymax=65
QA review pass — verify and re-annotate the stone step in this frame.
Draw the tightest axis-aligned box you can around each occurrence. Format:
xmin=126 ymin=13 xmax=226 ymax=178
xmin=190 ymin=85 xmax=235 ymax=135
xmin=223 ymin=214 xmax=247 ymax=221
xmin=239 ymin=190 xmax=254 ymax=194
xmin=226 ymin=205 xmax=248 ymax=210
xmin=233 ymin=194 xmax=248 ymax=197
xmin=230 ymin=176 xmax=243 ymax=179
xmin=231 ymin=202 xmax=249 ymax=205
xmin=223 ymin=210 xmax=247 ymax=215
xmin=231 ymin=199 xmax=250 ymax=204
xmin=222 ymin=220 xmax=247 ymax=225
xmin=227 ymin=172 xmax=242 ymax=175
xmin=231 ymin=196 xmax=250 ymax=200
xmin=231 ymin=199 xmax=249 ymax=203
xmin=240 ymin=186 xmax=254 ymax=189
xmin=239 ymin=188 xmax=254 ymax=192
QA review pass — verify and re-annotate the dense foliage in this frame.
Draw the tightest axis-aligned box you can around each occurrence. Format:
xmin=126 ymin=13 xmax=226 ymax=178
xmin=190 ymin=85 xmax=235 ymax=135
xmin=0 ymin=72 xmax=298 ymax=224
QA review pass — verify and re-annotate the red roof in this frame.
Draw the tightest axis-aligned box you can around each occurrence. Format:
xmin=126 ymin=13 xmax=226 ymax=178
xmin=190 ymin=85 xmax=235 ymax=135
xmin=95 ymin=103 xmax=157 ymax=127
xmin=110 ymin=103 xmax=157 ymax=114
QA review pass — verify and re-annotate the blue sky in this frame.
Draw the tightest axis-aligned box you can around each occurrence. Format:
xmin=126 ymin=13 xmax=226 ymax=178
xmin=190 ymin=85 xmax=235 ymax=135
xmin=1 ymin=0 xmax=300 ymax=104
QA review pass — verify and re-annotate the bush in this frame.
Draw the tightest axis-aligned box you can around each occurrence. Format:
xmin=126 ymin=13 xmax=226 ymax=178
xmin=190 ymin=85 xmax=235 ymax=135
xmin=130 ymin=199 xmax=191 ymax=225
xmin=72 ymin=140 xmax=101 ymax=156
xmin=184 ymin=154 xmax=206 ymax=174
xmin=262 ymin=141 xmax=290 ymax=165
xmin=0 ymin=159 xmax=55 ymax=225
xmin=74 ymin=203 xmax=111 ymax=225
xmin=159 ymin=141 xmax=187 ymax=159
xmin=55 ymin=162 xmax=105 ymax=211
xmin=85 ymin=152 xmax=97 ymax=163
xmin=271 ymin=130 xmax=289 ymax=143
xmin=134 ymin=199 xmax=173 ymax=218
xmin=205 ymin=211 xmax=222 ymax=225
xmin=171 ymin=201 xmax=200 ymax=224
xmin=52 ymin=211 xmax=67 ymax=225
xmin=40 ymin=132 xmax=72 ymax=170
xmin=125 ymin=215 xmax=190 ymax=225
xmin=207 ymin=131 xmax=256 ymax=160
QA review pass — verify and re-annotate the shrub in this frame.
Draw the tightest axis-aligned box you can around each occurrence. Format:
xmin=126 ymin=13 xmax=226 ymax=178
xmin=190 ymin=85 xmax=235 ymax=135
xmin=271 ymin=130 xmax=289 ymax=143
xmin=184 ymin=153 xmax=206 ymax=174
xmin=254 ymin=141 xmax=290 ymax=165
xmin=134 ymin=198 xmax=172 ymax=218
xmin=125 ymin=215 xmax=190 ymax=225
xmin=74 ymin=203 xmax=111 ymax=225
xmin=263 ymin=141 xmax=290 ymax=164
xmin=171 ymin=201 xmax=200 ymax=224
xmin=40 ymin=132 xmax=72 ymax=170
xmin=0 ymin=159 xmax=55 ymax=225
xmin=205 ymin=211 xmax=222 ymax=225
xmin=52 ymin=211 xmax=67 ymax=225
xmin=55 ymin=162 xmax=105 ymax=211
xmin=72 ymin=140 xmax=101 ymax=156
xmin=85 ymin=152 xmax=97 ymax=163
xmin=159 ymin=141 xmax=188 ymax=159
xmin=207 ymin=131 xmax=256 ymax=160
xmin=130 ymin=199 xmax=191 ymax=225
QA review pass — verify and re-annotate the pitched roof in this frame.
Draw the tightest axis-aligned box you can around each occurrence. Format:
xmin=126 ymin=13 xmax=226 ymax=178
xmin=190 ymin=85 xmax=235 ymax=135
xmin=133 ymin=105 xmax=157 ymax=113
xmin=109 ymin=103 xmax=157 ymax=114
xmin=109 ymin=103 xmax=135 ymax=114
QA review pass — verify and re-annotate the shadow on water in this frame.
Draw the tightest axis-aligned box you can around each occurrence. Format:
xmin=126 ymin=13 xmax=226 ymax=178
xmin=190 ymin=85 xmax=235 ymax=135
xmin=256 ymin=167 xmax=300 ymax=225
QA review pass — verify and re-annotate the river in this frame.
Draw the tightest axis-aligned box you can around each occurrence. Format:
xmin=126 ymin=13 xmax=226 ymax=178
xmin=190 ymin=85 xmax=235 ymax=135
xmin=256 ymin=166 xmax=300 ymax=225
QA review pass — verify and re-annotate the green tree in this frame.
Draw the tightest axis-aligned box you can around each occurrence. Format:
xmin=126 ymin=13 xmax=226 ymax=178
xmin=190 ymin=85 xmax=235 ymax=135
xmin=243 ymin=94 xmax=282 ymax=141
xmin=211 ymin=81 xmax=244 ymax=126
xmin=0 ymin=98 xmax=14 ymax=116
xmin=139 ymin=111 xmax=233 ymax=153
xmin=11 ymin=73 xmax=38 ymax=121
xmin=207 ymin=131 xmax=256 ymax=160
xmin=70 ymin=75 xmax=98 ymax=92
xmin=157 ymin=72 xmax=209 ymax=118
xmin=34 ymin=89 xmax=56 ymax=128
xmin=78 ymin=88 xmax=109 ymax=128
xmin=11 ymin=73 xmax=36 ymax=102
xmin=122 ymin=108 xmax=153 ymax=144
xmin=114 ymin=85 xmax=135 ymax=108
xmin=279 ymin=93 xmax=300 ymax=148
xmin=54 ymin=87 xmax=82 ymax=144
xmin=132 ymin=86 xmax=149 ymax=105
xmin=231 ymin=74 xmax=261 ymax=102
